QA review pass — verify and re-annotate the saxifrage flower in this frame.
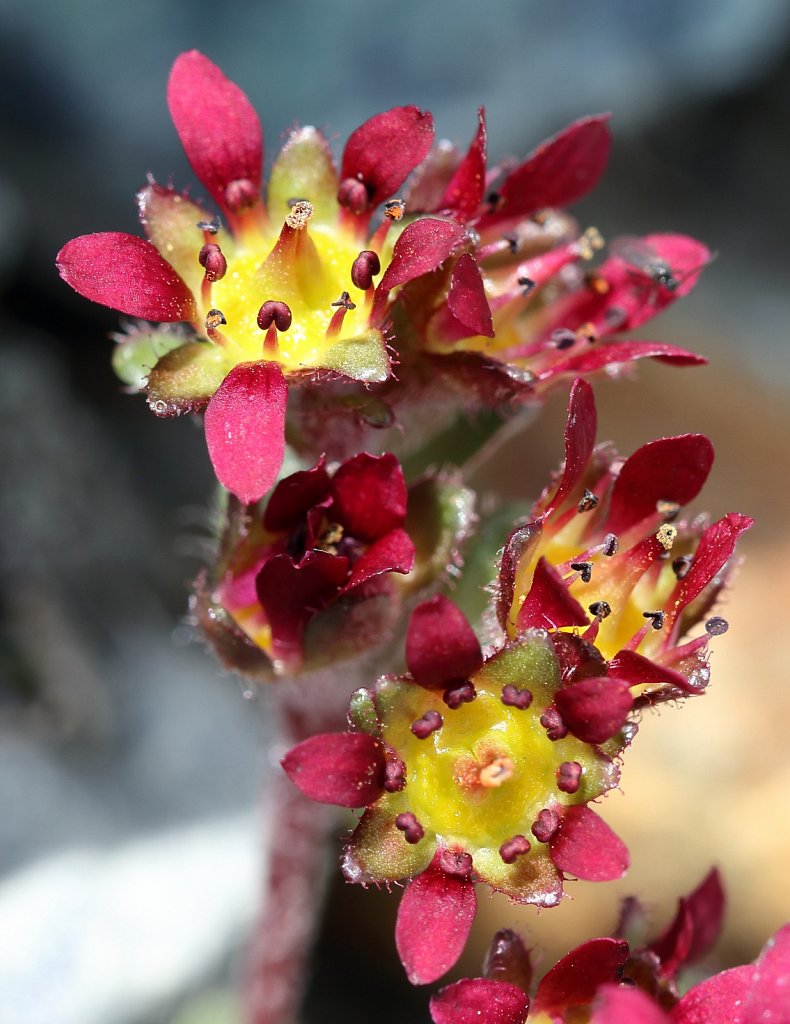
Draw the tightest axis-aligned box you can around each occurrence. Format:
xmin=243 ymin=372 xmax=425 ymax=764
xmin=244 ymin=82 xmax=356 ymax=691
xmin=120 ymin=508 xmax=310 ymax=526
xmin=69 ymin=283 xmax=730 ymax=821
xmin=427 ymin=868 xmax=780 ymax=1024
xmin=283 ymin=594 xmax=632 ymax=985
xmin=394 ymin=110 xmax=709 ymax=405
xmin=494 ymin=377 xmax=753 ymax=742
xmin=56 ymin=50 xmax=468 ymax=503
xmin=194 ymin=453 xmax=475 ymax=679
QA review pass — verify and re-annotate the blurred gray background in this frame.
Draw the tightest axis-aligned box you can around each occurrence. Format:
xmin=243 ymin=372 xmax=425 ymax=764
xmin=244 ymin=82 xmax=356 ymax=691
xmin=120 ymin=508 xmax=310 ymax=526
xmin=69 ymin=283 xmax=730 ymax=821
xmin=1 ymin=1 xmax=789 ymax=1022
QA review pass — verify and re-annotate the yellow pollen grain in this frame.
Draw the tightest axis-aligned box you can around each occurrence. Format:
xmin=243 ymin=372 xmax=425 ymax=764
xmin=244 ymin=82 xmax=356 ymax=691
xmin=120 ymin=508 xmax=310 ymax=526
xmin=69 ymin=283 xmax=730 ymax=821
xmin=479 ymin=756 xmax=515 ymax=788
xmin=656 ymin=524 xmax=678 ymax=551
xmin=285 ymin=200 xmax=314 ymax=229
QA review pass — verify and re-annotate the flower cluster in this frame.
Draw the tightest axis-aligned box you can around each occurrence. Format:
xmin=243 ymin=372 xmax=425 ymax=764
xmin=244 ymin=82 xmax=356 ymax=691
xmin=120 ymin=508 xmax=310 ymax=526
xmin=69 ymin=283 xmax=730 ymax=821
xmin=56 ymin=48 xmax=776 ymax=1024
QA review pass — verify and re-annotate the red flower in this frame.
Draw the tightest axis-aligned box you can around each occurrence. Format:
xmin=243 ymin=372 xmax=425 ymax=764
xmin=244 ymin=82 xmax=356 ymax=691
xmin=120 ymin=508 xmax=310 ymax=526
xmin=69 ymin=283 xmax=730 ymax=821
xmin=283 ymin=594 xmax=633 ymax=984
xmin=195 ymin=452 xmax=418 ymax=674
xmin=56 ymin=51 xmax=463 ymax=503
xmin=399 ymin=112 xmax=709 ymax=405
xmin=495 ymin=377 xmax=753 ymax=738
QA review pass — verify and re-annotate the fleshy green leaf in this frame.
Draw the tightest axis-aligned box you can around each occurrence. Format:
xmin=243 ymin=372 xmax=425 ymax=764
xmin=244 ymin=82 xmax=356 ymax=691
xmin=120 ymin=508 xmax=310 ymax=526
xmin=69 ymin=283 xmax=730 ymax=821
xmin=404 ymin=474 xmax=476 ymax=593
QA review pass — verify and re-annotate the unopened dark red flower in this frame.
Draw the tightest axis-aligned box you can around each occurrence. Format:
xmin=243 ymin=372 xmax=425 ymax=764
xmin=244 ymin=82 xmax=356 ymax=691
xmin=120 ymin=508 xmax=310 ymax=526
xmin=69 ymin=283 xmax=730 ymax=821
xmin=283 ymin=594 xmax=633 ymax=984
xmin=195 ymin=451 xmax=416 ymax=673
xmin=495 ymin=377 xmax=753 ymax=740
xmin=56 ymin=50 xmax=465 ymax=503
xmin=398 ymin=111 xmax=709 ymax=403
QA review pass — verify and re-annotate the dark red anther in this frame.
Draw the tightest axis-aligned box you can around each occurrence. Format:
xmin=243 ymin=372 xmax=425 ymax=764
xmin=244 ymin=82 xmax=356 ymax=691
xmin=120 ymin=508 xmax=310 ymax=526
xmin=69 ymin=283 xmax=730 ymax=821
xmin=540 ymin=707 xmax=568 ymax=740
xmin=589 ymin=600 xmax=612 ymax=620
xmin=603 ymin=533 xmax=619 ymax=557
xmin=571 ymin=560 xmax=593 ymax=583
xmin=672 ymin=554 xmax=692 ymax=579
xmin=556 ymin=760 xmax=582 ymax=794
xmin=531 ymin=808 xmax=560 ymax=843
xmin=224 ymin=178 xmax=259 ymax=213
xmin=499 ymin=835 xmax=531 ymax=864
xmin=331 ymin=291 xmax=357 ymax=310
xmin=551 ymin=328 xmax=576 ymax=350
xmin=351 ymin=250 xmax=381 ymax=290
xmin=257 ymin=300 xmax=293 ymax=333
xmin=504 ymin=233 xmax=518 ymax=254
xmin=338 ymin=176 xmax=370 ymax=214
xmin=705 ymin=616 xmax=729 ymax=636
xmin=656 ymin=499 xmax=681 ymax=522
xmin=205 ymin=308 xmax=227 ymax=331
xmin=439 ymin=848 xmax=473 ymax=878
xmin=411 ymin=710 xmax=443 ymax=739
xmin=198 ymin=242 xmax=227 ymax=282
xmin=577 ymin=489 xmax=599 ymax=513
xmin=395 ymin=812 xmax=424 ymax=844
xmin=502 ymin=685 xmax=533 ymax=710
xmin=518 ymin=275 xmax=536 ymax=296
xmin=443 ymin=682 xmax=476 ymax=710
xmin=643 ymin=610 xmax=665 ymax=630
xmin=384 ymin=758 xmax=407 ymax=793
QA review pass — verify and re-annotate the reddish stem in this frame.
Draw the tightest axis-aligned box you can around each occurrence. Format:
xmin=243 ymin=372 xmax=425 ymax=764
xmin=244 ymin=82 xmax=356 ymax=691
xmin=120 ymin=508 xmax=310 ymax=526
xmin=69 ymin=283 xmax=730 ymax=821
xmin=244 ymin=766 xmax=333 ymax=1024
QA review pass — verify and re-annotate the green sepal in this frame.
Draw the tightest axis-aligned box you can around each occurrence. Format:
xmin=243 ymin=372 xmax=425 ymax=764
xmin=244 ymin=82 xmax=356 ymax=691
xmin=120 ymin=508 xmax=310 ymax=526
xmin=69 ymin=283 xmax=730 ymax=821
xmin=348 ymin=688 xmax=381 ymax=736
xmin=473 ymin=843 xmax=563 ymax=907
xmin=111 ymin=327 xmax=186 ymax=391
xmin=146 ymin=342 xmax=232 ymax=415
xmin=404 ymin=473 xmax=476 ymax=594
xmin=267 ymin=126 xmax=339 ymax=224
xmin=344 ymin=806 xmax=436 ymax=883
xmin=321 ymin=328 xmax=391 ymax=383
xmin=476 ymin=631 xmax=561 ymax=709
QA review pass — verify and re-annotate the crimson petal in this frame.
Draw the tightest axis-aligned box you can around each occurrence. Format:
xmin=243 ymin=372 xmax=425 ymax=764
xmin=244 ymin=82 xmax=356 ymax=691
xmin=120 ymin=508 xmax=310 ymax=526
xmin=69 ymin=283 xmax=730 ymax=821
xmin=592 ymin=985 xmax=669 ymax=1024
xmin=683 ymin=868 xmax=726 ymax=966
xmin=648 ymin=901 xmax=695 ymax=979
xmin=481 ymin=114 xmax=612 ymax=226
xmin=406 ymin=595 xmax=483 ymax=688
xmin=496 ymin=521 xmax=543 ymax=630
xmin=167 ymin=51 xmax=262 ymax=218
xmin=517 ymin=558 xmax=589 ymax=632
xmin=263 ymin=457 xmax=331 ymax=532
xmin=438 ymin=108 xmax=488 ymax=223
xmin=343 ymin=528 xmax=416 ymax=593
xmin=372 ymin=218 xmax=467 ymax=320
xmin=554 ymin=677 xmax=633 ymax=744
xmin=341 ymin=105 xmax=434 ymax=212
xmin=606 ymin=434 xmax=714 ymax=538
xmin=281 ymin=732 xmax=385 ymax=807
xmin=532 ymin=937 xmax=629 ymax=1015
xmin=204 ymin=361 xmax=288 ymax=504
xmin=549 ymin=806 xmax=629 ymax=881
xmin=671 ymin=965 xmax=754 ymax=1024
xmin=430 ymin=978 xmax=529 ymax=1024
xmin=542 ymin=378 xmax=597 ymax=516
xmin=542 ymin=340 xmax=706 ymax=380
xmin=668 ymin=513 xmax=754 ymax=624
xmin=396 ymin=858 xmax=477 ymax=985
xmin=607 ymin=650 xmax=698 ymax=695
xmin=56 ymin=233 xmax=196 ymax=321
xmin=331 ymin=452 xmax=408 ymax=543
xmin=255 ymin=550 xmax=349 ymax=663
xmin=741 ymin=924 xmax=790 ymax=1024
xmin=446 ymin=254 xmax=494 ymax=337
